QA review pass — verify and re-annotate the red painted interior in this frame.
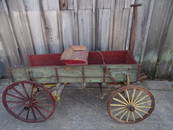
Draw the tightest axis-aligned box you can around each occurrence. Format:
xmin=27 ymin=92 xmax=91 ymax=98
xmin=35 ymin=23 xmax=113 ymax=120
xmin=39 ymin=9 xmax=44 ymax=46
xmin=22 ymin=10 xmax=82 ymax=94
xmin=29 ymin=50 xmax=137 ymax=66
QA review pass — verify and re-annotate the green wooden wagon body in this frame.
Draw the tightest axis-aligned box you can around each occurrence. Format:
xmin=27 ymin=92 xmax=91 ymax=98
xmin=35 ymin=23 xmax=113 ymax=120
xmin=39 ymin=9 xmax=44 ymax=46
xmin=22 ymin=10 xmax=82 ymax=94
xmin=11 ymin=64 xmax=138 ymax=84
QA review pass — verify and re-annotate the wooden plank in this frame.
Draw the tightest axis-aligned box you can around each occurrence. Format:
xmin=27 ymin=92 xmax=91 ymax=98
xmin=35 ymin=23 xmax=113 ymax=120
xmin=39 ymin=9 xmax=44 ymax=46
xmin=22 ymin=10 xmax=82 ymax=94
xmin=43 ymin=11 xmax=63 ymax=53
xmin=23 ymin=0 xmax=48 ymax=54
xmin=78 ymin=0 xmax=93 ymax=9
xmin=78 ymin=10 xmax=93 ymax=50
xmin=97 ymin=9 xmax=111 ymax=50
xmin=0 ymin=1 xmax=22 ymax=66
xmin=112 ymin=0 xmax=129 ymax=50
xmin=0 ymin=35 xmax=10 ymax=76
xmin=97 ymin=0 xmax=113 ymax=9
xmin=5 ymin=0 xmax=35 ymax=65
xmin=61 ymin=11 xmax=75 ymax=49
xmin=41 ymin=0 xmax=63 ymax=53
xmin=142 ymin=0 xmax=172 ymax=78
xmin=156 ymin=2 xmax=173 ymax=79
xmin=133 ymin=0 xmax=155 ymax=62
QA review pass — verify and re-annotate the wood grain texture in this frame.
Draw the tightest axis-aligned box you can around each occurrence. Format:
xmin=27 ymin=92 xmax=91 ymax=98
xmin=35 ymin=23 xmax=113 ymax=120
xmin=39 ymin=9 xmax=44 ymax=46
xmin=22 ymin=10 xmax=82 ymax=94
xmin=78 ymin=10 xmax=93 ymax=50
xmin=142 ymin=0 xmax=173 ymax=78
xmin=11 ymin=64 xmax=138 ymax=83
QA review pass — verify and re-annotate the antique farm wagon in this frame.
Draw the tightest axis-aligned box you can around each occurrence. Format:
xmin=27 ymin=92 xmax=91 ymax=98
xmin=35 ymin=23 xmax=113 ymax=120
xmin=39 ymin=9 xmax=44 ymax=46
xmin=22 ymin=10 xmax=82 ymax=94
xmin=2 ymin=47 xmax=155 ymax=123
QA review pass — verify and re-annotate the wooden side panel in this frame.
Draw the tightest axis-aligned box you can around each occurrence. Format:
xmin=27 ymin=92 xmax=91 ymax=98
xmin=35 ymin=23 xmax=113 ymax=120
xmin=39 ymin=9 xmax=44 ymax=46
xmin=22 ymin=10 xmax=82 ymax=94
xmin=11 ymin=68 xmax=29 ymax=81
xmin=11 ymin=64 xmax=137 ymax=83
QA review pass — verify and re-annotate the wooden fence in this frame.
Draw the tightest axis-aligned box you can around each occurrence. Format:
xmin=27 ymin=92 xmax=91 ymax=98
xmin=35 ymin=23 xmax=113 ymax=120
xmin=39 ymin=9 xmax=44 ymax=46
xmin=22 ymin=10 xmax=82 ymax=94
xmin=0 ymin=0 xmax=173 ymax=79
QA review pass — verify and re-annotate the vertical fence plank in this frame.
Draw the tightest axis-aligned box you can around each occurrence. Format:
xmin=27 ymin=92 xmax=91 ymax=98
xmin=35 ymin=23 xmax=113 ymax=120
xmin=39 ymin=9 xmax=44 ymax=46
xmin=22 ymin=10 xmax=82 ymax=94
xmin=78 ymin=10 xmax=93 ymax=50
xmin=5 ymin=0 xmax=35 ymax=65
xmin=0 ymin=0 xmax=21 ymax=66
xmin=61 ymin=11 xmax=75 ymax=48
xmin=142 ymin=0 xmax=172 ymax=78
xmin=133 ymin=0 xmax=155 ymax=62
xmin=41 ymin=0 xmax=63 ymax=53
xmin=155 ymin=1 xmax=173 ymax=79
xmin=97 ymin=9 xmax=111 ymax=50
xmin=23 ymin=0 xmax=48 ymax=54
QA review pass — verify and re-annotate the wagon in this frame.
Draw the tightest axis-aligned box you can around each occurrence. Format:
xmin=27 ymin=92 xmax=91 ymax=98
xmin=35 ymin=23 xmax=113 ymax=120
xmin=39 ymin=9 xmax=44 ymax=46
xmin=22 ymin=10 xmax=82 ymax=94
xmin=2 ymin=50 xmax=155 ymax=123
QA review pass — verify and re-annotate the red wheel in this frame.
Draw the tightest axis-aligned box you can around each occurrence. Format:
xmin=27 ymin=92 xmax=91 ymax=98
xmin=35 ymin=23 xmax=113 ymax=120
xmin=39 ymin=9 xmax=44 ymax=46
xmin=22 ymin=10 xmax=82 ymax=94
xmin=2 ymin=81 xmax=56 ymax=123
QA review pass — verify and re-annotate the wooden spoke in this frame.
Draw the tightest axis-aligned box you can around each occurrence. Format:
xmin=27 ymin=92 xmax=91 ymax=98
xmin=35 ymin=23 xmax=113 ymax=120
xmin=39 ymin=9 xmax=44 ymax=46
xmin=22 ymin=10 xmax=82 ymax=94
xmin=131 ymin=89 xmax=136 ymax=103
xmin=135 ymin=95 xmax=149 ymax=104
xmin=114 ymin=109 xmax=126 ymax=117
xmin=6 ymin=93 xmax=24 ymax=100
xmin=34 ymin=106 xmax=46 ymax=120
xmin=12 ymin=87 xmax=26 ymax=98
xmin=135 ymin=107 xmax=148 ymax=114
xmin=110 ymin=103 xmax=126 ymax=107
xmin=31 ymin=107 xmax=37 ymax=120
xmin=112 ymin=98 xmax=127 ymax=105
xmin=34 ymin=104 xmax=51 ymax=113
xmin=21 ymin=83 xmax=29 ymax=98
xmin=133 ymin=91 xmax=143 ymax=103
xmin=125 ymin=90 xmax=130 ymax=103
xmin=134 ymin=110 xmax=143 ymax=119
xmin=26 ymin=109 xmax=30 ymax=120
xmin=135 ymin=100 xmax=151 ymax=106
xmin=120 ymin=110 xmax=128 ymax=120
xmin=107 ymin=85 xmax=155 ymax=123
xmin=17 ymin=108 xmax=25 ymax=117
xmin=111 ymin=106 xmax=126 ymax=113
xmin=30 ymin=85 xmax=34 ymax=98
xmin=118 ymin=93 xmax=128 ymax=104
xmin=136 ymin=105 xmax=151 ymax=109
xmin=131 ymin=112 xmax=136 ymax=121
xmin=6 ymin=100 xmax=26 ymax=104
xmin=126 ymin=111 xmax=130 ymax=122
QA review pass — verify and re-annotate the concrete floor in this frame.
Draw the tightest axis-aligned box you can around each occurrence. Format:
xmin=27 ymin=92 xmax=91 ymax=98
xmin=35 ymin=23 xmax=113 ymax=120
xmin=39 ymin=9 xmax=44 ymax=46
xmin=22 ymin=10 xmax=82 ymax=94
xmin=0 ymin=80 xmax=173 ymax=130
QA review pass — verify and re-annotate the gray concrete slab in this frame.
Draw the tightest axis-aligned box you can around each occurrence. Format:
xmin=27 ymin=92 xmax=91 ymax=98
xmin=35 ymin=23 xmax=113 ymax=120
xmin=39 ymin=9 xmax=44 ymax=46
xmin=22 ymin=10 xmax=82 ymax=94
xmin=0 ymin=80 xmax=173 ymax=130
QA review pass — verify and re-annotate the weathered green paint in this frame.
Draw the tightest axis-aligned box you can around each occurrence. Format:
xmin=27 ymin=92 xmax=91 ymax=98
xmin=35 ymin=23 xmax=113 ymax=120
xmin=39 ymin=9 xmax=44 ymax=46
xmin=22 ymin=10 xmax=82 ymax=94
xmin=11 ymin=64 xmax=138 ymax=84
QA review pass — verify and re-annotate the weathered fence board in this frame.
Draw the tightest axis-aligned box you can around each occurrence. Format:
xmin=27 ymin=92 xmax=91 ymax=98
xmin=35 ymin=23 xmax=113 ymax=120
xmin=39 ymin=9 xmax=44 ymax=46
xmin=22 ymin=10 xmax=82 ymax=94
xmin=142 ymin=0 xmax=173 ymax=78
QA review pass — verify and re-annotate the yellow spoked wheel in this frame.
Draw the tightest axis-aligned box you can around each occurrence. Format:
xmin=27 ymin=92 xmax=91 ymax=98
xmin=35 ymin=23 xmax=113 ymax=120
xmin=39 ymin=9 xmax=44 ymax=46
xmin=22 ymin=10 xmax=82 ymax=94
xmin=107 ymin=85 xmax=155 ymax=123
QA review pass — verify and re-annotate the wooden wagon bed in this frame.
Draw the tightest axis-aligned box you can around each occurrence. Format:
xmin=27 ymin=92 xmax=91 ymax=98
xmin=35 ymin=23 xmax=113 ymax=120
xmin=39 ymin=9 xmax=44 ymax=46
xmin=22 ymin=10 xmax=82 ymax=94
xmin=11 ymin=51 xmax=138 ymax=84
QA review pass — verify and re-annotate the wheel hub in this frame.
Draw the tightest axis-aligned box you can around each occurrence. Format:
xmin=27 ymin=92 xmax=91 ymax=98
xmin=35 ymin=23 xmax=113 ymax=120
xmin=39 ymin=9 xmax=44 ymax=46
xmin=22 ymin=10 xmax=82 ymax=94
xmin=127 ymin=104 xmax=135 ymax=112
xmin=24 ymin=98 xmax=35 ymax=109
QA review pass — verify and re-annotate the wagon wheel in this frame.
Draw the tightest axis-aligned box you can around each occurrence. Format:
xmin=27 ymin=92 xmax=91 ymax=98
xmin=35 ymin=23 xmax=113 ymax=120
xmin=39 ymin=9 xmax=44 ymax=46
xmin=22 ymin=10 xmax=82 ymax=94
xmin=2 ymin=81 xmax=56 ymax=123
xmin=107 ymin=85 xmax=155 ymax=123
